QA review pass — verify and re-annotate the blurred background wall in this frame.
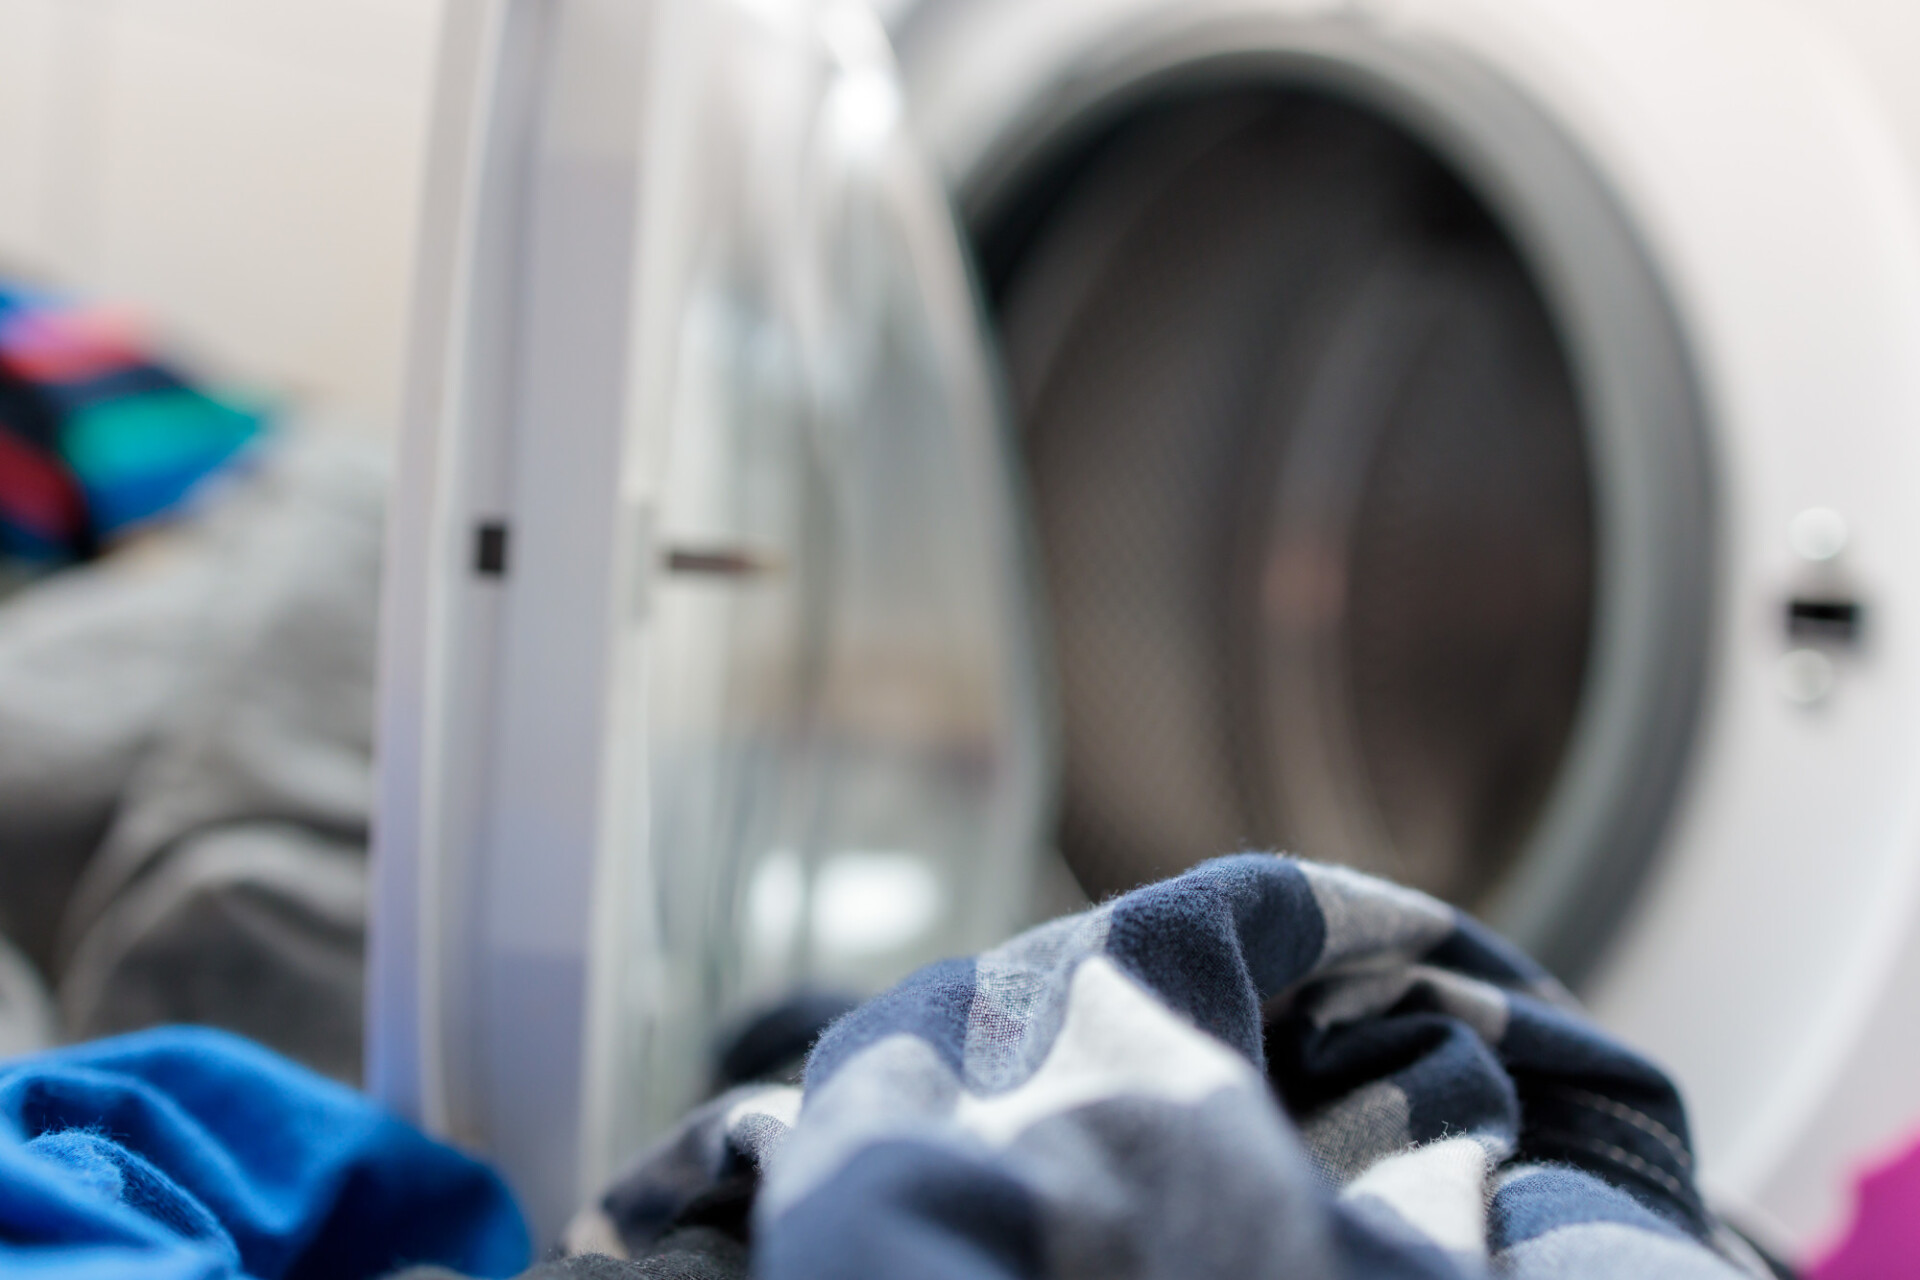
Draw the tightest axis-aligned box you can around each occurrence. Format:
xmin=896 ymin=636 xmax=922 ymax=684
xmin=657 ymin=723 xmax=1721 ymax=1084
xmin=0 ymin=0 xmax=445 ymax=435
xmin=0 ymin=0 xmax=1912 ymax=438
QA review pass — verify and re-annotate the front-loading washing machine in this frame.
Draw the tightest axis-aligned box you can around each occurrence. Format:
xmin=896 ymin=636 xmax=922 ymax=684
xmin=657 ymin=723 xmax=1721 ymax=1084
xmin=367 ymin=0 xmax=1920 ymax=1253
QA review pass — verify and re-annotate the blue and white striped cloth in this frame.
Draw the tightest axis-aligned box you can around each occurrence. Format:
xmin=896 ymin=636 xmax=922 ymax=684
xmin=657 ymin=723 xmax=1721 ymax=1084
xmin=572 ymin=854 xmax=1773 ymax=1278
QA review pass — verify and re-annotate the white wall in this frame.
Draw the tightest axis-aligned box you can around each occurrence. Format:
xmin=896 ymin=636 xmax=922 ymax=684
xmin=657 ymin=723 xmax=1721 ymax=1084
xmin=0 ymin=0 xmax=444 ymax=433
xmin=0 ymin=0 xmax=1913 ymax=441
xmin=1807 ymin=0 xmax=1920 ymax=184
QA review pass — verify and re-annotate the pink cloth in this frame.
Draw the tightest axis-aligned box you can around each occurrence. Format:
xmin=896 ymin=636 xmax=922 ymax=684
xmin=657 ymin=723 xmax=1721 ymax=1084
xmin=1811 ymin=1132 xmax=1920 ymax=1279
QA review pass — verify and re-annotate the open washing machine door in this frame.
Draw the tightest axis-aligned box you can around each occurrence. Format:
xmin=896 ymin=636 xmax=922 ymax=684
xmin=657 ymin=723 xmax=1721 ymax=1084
xmin=367 ymin=0 xmax=1045 ymax=1238
xmin=886 ymin=0 xmax=1920 ymax=1251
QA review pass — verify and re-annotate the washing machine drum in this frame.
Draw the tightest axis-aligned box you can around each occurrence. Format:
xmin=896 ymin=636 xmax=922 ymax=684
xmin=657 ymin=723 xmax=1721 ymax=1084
xmin=951 ymin=66 xmax=1718 ymax=984
xmin=993 ymin=90 xmax=1596 ymax=921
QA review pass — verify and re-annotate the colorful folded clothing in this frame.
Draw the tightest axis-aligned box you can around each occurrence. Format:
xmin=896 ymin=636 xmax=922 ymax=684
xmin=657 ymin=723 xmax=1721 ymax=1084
xmin=0 ymin=1025 xmax=529 ymax=1279
xmin=563 ymin=854 xmax=1782 ymax=1279
xmin=0 ymin=285 xmax=267 ymax=563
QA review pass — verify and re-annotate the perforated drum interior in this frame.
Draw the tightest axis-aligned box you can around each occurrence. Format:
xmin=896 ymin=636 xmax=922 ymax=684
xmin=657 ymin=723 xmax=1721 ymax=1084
xmin=981 ymin=88 xmax=1600 ymax=930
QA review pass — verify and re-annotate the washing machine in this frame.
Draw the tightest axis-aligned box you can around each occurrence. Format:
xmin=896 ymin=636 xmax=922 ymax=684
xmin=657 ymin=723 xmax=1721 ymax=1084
xmin=367 ymin=0 xmax=1920 ymax=1254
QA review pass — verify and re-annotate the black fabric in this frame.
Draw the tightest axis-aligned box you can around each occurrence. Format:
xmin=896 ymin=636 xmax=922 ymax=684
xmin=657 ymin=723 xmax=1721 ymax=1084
xmin=713 ymin=992 xmax=857 ymax=1089
xmin=387 ymin=1228 xmax=749 ymax=1280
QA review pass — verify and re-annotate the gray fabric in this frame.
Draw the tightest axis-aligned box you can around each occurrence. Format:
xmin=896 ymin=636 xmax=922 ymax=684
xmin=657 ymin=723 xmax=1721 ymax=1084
xmin=387 ymin=1231 xmax=751 ymax=1280
xmin=565 ymin=1231 xmax=749 ymax=1280
xmin=1296 ymin=1079 xmax=1412 ymax=1187
xmin=0 ymin=526 xmax=219 ymax=972
xmin=0 ymin=427 xmax=382 ymax=1079
xmin=58 ymin=821 xmax=366 ymax=1082
xmin=964 ymin=903 xmax=1116 ymax=1092
xmin=1302 ymin=861 xmax=1455 ymax=969
xmin=56 ymin=432 xmax=383 ymax=954
xmin=1498 ymin=1221 xmax=1756 ymax=1280
xmin=1009 ymin=1089 xmax=1331 ymax=1278
xmin=59 ymin=432 xmax=382 ymax=1079
xmin=0 ymin=931 xmax=55 ymax=1058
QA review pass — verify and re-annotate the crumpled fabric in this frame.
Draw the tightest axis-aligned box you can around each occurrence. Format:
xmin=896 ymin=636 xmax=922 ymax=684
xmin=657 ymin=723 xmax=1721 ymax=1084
xmin=53 ymin=432 xmax=383 ymax=1081
xmin=1808 ymin=1131 xmax=1920 ymax=1280
xmin=0 ymin=283 xmax=266 ymax=563
xmin=0 ymin=1025 xmax=528 ymax=1280
xmin=567 ymin=853 xmax=1774 ymax=1279
xmin=0 ymin=429 xmax=382 ymax=1079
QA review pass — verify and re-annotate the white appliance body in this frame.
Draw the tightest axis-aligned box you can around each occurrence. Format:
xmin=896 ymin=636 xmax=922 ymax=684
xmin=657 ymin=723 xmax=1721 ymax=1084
xmin=887 ymin=0 xmax=1920 ymax=1249
xmin=373 ymin=0 xmax=1920 ymax=1255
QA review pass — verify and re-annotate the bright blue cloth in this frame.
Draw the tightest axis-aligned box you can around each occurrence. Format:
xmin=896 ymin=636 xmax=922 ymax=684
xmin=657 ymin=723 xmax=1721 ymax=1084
xmin=0 ymin=1026 xmax=530 ymax=1279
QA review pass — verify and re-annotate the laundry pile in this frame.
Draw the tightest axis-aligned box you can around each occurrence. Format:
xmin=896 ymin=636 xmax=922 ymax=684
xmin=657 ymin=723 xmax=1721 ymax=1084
xmin=544 ymin=853 xmax=1777 ymax=1279
xmin=5 ymin=853 xmax=1785 ymax=1279
xmin=0 ymin=282 xmax=379 ymax=1079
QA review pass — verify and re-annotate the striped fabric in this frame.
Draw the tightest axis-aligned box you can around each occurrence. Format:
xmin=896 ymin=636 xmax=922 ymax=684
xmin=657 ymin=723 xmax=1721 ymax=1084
xmin=0 ymin=286 xmax=265 ymax=563
xmin=575 ymin=854 xmax=1772 ymax=1278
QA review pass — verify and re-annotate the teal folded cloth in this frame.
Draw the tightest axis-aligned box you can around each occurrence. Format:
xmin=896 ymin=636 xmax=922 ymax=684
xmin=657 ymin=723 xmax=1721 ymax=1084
xmin=0 ymin=1026 xmax=530 ymax=1279
xmin=0 ymin=284 xmax=267 ymax=563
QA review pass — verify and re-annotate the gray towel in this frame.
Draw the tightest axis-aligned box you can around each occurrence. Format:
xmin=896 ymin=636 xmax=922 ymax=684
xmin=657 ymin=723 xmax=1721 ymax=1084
xmin=0 ymin=426 xmax=383 ymax=1080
